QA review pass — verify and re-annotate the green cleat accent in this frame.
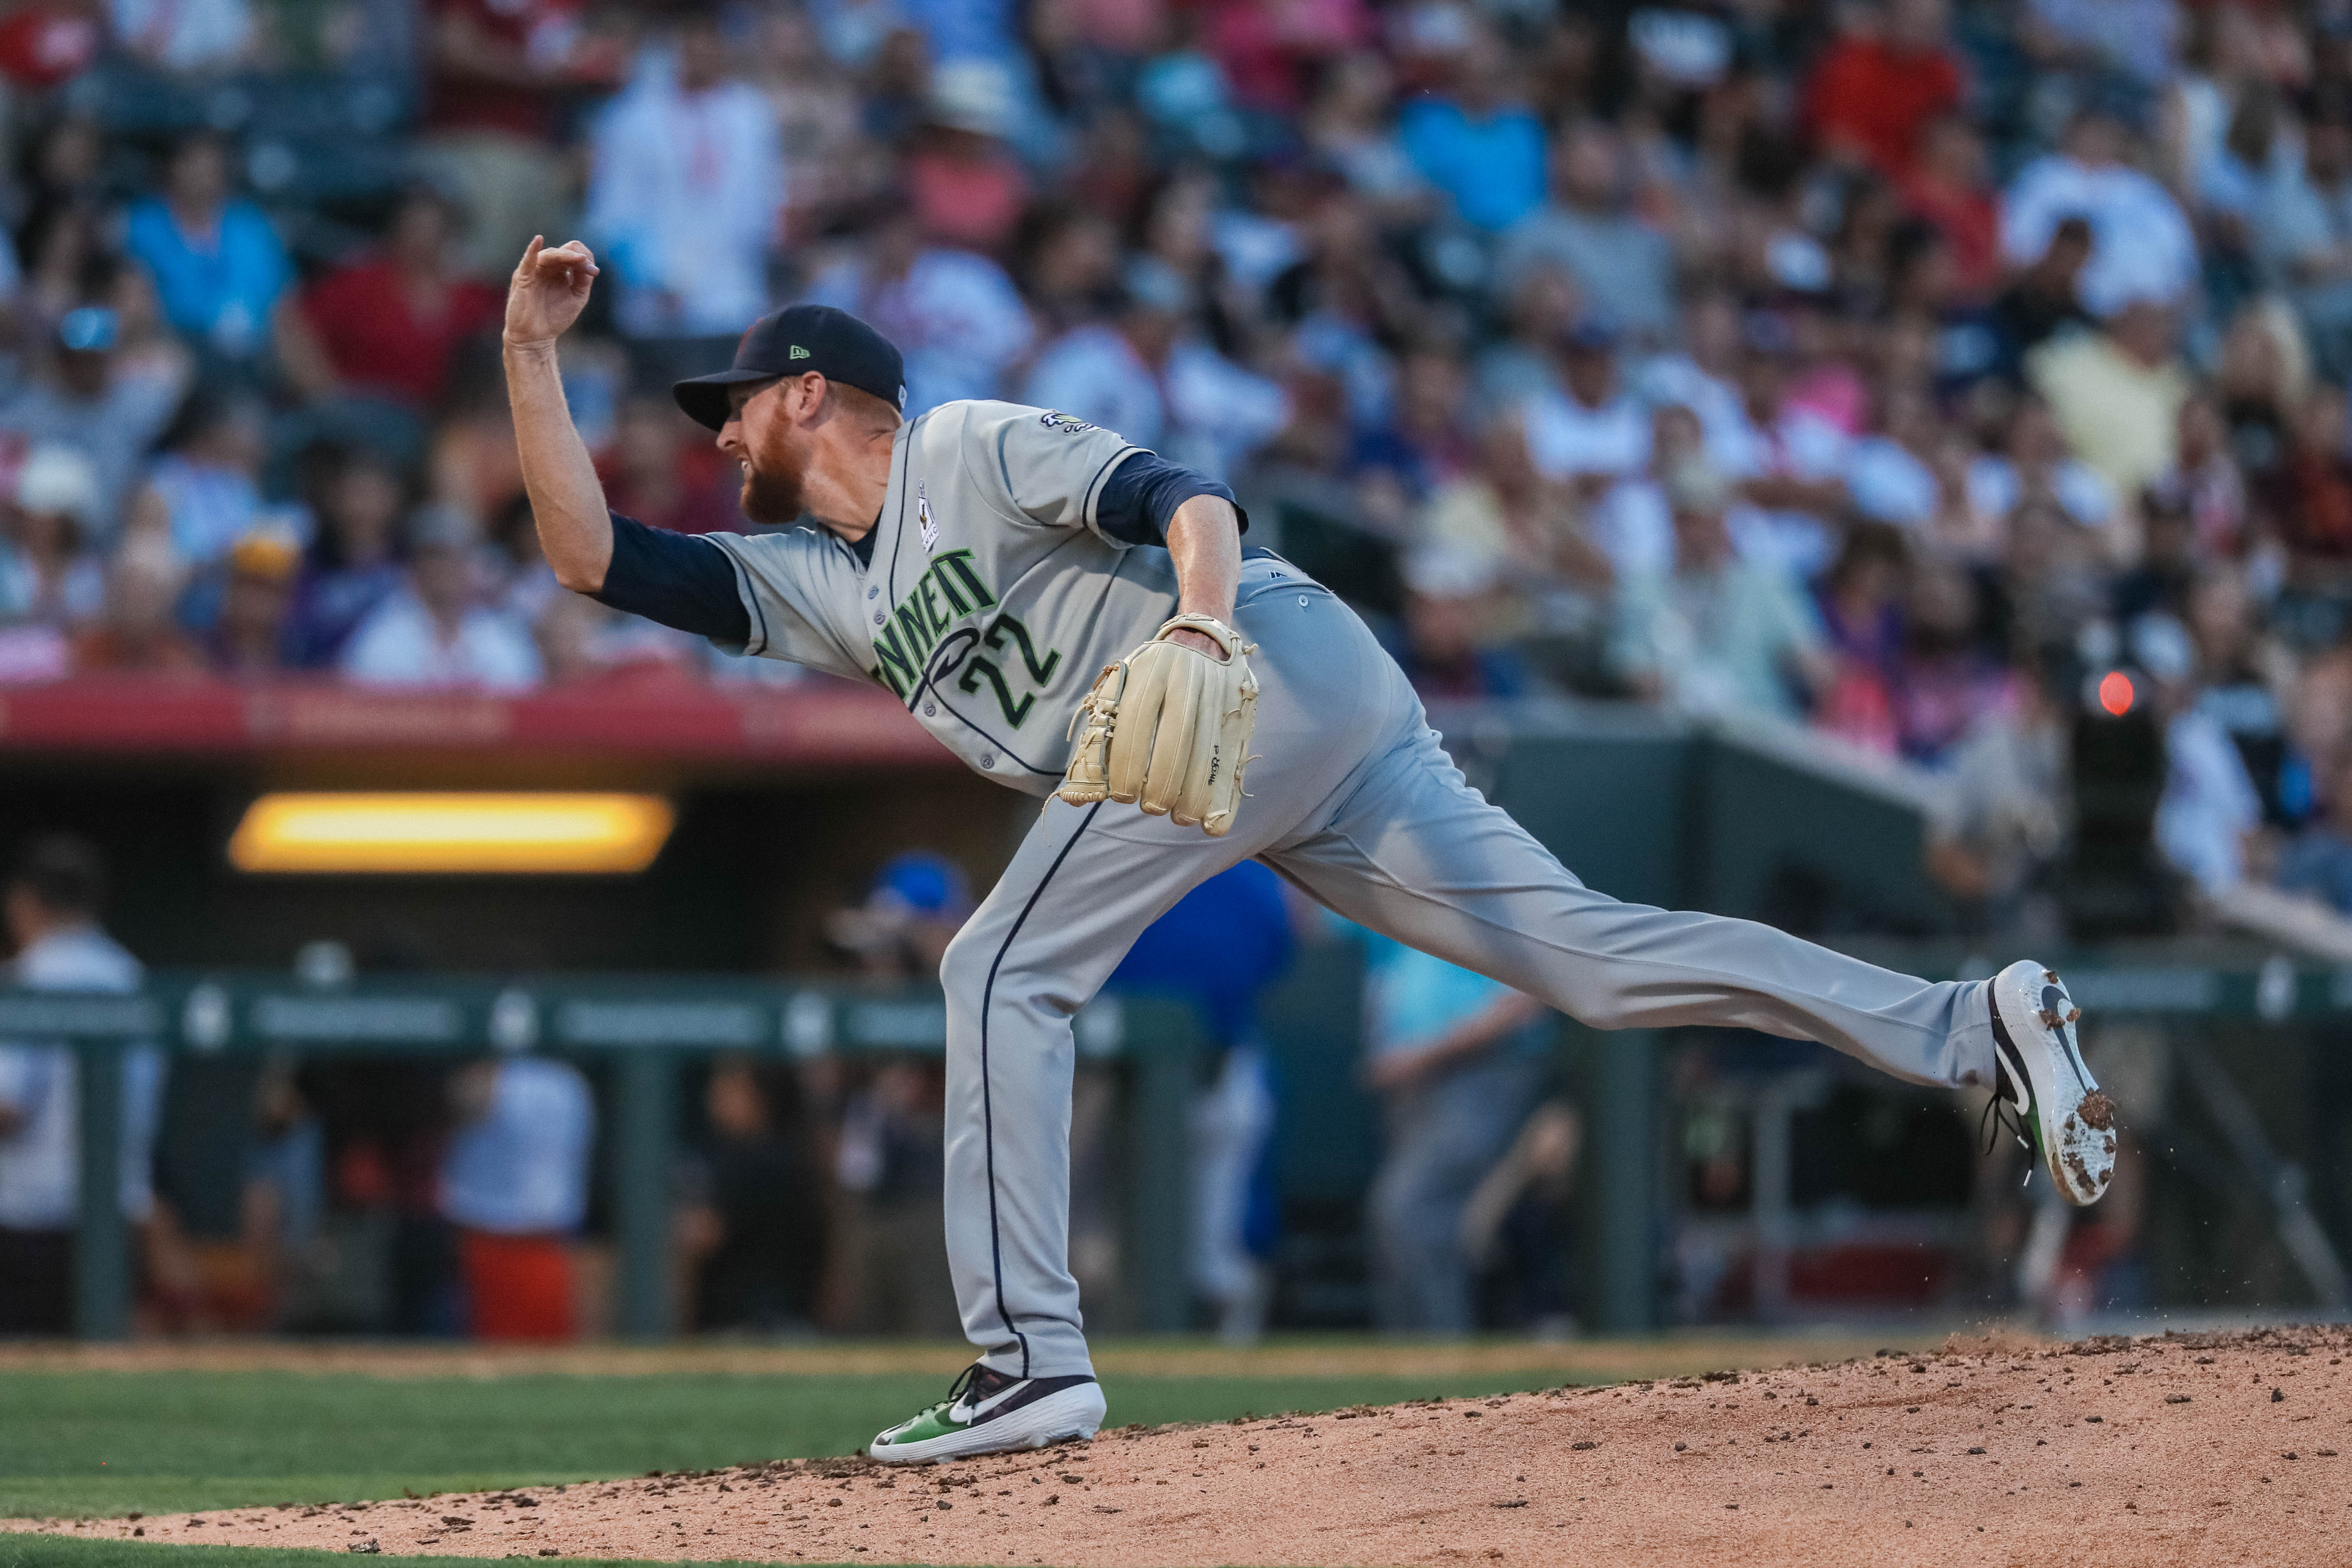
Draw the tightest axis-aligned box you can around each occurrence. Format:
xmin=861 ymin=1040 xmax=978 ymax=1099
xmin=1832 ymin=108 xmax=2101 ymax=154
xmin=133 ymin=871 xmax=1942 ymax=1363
xmin=867 ymin=1363 xmax=1106 ymax=1465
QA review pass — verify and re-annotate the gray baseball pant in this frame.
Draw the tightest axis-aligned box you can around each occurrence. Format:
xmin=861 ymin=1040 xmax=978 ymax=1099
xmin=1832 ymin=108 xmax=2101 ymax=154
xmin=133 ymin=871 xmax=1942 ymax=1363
xmin=939 ymin=573 xmax=1997 ymax=1379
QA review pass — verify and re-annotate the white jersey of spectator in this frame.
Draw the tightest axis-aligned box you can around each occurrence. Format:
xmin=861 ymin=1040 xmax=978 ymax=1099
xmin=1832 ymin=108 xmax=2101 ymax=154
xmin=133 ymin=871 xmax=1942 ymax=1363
xmin=2026 ymin=0 xmax=2178 ymax=86
xmin=1631 ymin=354 xmax=1752 ymax=469
xmin=1497 ymin=207 xmax=1677 ymax=345
xmin=585 ymin=61 xmax=784 ymax=339
xmin=0 ymin=506 xmax=105 ymax=625
xmin=1611 ymin=557 xmax=1825 ymax=721
xmin=1965 ymin=453 xmax=2117 ymax=530
xmin=1590 ymin=481 xmax=1678 ymax=580
xmin=144 ymin=454 xmax=309 ymax=570
xmin=0 ymin=925 xmax=164 ymax=1232
xmin=1021 ymin=325 xmax=1289 ymax=483
xmin=1468 ymin=337 xmax=1556 ymax=417
xmin=340 ymin=590 xmax=544 ymax=692
xmin=439 ymin=1056 xmax=596 ymax=1235
xmin=2000 ymin=152 xmax=2199 ymax=317
xmin=1323 ymin=129 xmax=1429 ymax=206
xmin=1211 ymin=209 xmax=1303 ymax=300
xmin=2156 ymin=704 xmax=2265 ymax=894
xmin=1844 ymin=435 xmax=1939 ymax=527
xmin=1292 ymin=312 xmax=1397 ymax=432
xmin=2254 ymin=157 xmax=2352 ymax=293
xmin=814 ymin=0 xmax=903 ymax=67
xmin=482 ymin=539 xmax=566 ymax=630
xmin=803 ymin=248 xmax=1035 ymax=416
xmin=108 ymin=0 xmax=255 ymax=74
xmin=0 ymin=364 xmax=186 ymax=545
xmin=1523 ymin=386 xmax=1651 ymax=481
xmin=2175 ymin=60 xmax=2239 ymax=204
xmin=2200 ymin=129 xmax=2297 ymax=226
xmin=1712 ymin=404 xmax=1852 ymax=578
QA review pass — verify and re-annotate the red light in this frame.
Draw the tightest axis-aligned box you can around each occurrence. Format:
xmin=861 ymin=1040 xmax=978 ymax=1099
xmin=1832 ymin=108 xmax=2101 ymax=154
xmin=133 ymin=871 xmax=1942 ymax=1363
xmin=2098 ymin=670 xmax=2135 ymax=717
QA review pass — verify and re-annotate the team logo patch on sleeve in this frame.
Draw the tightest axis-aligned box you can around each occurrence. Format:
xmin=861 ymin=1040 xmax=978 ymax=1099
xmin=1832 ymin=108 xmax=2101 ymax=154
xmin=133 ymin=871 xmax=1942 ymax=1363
xmin=1038 ymin=411 xmax=1096 ymax=434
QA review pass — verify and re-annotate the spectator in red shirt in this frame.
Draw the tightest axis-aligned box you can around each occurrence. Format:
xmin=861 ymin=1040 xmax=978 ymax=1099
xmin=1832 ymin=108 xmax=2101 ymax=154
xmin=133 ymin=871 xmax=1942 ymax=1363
xmin=1899 ymin=113 xmax=2000 ymax=301
xmin=906 ymin=62 xmax=1033 ymax=256
xmin=301 ymin=188 xmax=502 ymax=413
xmin=1201 ymin=0 xmax=1369 ymax=115
xmin=417 ymin=0 xmax=622 ymax=274
xmin=2272 ymin=385 xmax=2352 ymax=564
xmin=0 ymin=5 xmax=98 ymax=90
xmin=1802 ymin=0 xmax=1966 ymax=178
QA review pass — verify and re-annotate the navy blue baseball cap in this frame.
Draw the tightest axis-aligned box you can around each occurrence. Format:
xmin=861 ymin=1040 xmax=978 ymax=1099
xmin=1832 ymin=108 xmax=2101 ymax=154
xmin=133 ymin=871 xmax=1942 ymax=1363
xmin=672 ymin=304 xmax=908 ymax=431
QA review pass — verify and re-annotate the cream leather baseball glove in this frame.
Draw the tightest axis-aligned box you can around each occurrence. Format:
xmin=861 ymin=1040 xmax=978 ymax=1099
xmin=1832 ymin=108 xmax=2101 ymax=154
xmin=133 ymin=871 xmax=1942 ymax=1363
xmin=1057 ymin=613 xmax=1259 ymax=836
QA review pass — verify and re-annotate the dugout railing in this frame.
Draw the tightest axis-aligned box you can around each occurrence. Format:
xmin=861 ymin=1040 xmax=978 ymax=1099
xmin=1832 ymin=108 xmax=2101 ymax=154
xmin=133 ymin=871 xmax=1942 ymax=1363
xmin=1648 ymin=951 xmax=2352 ymax=1327
xmin=14 ymin=957 xmax=2352 ymax=1340
xmin=3 ymin=974 xmax=1201 ymax=1341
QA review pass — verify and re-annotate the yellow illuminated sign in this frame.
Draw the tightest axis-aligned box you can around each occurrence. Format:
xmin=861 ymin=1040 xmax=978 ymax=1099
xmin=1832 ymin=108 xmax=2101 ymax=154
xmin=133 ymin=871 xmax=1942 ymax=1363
xmin=229 ymin=793 xmax=676 ymax=874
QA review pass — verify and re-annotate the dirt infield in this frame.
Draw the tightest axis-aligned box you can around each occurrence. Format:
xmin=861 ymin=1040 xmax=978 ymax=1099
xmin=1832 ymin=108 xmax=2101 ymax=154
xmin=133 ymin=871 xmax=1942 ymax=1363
xmin=13 ymin=1327 xmax=2349 ymax=1566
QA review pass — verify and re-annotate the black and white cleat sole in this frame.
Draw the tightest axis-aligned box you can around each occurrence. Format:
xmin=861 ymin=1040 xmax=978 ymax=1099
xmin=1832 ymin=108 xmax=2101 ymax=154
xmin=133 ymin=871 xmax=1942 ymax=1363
xmin=1989 ymin=960 xmax=2116 ymax=1205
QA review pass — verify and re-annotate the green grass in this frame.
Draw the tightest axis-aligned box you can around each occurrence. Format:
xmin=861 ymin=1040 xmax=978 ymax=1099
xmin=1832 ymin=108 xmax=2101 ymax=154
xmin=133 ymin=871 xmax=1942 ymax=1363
xmin=1 ymin=1367 xmax=1559 ymax=1522
xmin=0 ymin=1540 xmax=840 ymax=1568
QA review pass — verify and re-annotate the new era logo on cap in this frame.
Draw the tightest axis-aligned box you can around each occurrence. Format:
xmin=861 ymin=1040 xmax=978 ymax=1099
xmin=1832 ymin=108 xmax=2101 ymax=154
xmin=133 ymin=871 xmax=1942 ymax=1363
xmin=790 ymin=346 xmax=810 ymax=360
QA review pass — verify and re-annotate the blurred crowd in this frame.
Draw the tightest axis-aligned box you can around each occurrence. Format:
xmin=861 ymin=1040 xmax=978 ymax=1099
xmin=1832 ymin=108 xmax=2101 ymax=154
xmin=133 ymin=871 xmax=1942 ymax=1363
xmin=15 ymin=0 xmax=2352 ymax=1333
xmin=3 ymin=0 xmax=2352 ymax=928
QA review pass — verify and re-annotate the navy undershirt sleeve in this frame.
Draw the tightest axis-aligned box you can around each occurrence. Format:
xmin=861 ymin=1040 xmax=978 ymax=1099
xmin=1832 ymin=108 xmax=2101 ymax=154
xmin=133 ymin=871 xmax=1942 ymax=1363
xmin=1093 ymin=453 xmax=1250 ymax=548
xmin=590 ymin=511 xmax=751 ymax=645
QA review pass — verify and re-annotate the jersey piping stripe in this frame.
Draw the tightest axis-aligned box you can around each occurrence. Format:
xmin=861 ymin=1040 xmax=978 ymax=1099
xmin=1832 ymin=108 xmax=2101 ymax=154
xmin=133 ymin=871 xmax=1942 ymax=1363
xmin=882 ymin=412 xmax=924 ymax=607
xmin=1079 ymin=445 xmax=1145 ymax=533
xmin=977 ymin=798 xmax=1106 ymax=1378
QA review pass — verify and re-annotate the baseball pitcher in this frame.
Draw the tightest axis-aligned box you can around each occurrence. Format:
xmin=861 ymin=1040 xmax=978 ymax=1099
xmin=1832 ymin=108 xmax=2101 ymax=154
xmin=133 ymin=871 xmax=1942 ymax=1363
xmin=503 ymin=239 xmax=2116 ymax=1464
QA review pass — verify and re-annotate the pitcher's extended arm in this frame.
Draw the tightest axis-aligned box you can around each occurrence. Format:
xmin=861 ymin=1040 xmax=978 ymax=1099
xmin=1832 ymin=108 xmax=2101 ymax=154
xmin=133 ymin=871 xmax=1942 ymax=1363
xmin=502 ymin=236 xmax=614 ymax=593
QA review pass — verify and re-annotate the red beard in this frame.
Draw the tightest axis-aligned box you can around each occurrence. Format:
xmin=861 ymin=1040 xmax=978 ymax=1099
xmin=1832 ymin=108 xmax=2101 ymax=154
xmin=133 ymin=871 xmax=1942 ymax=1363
xmin=739 ymin=420 xmax=807 ymax=524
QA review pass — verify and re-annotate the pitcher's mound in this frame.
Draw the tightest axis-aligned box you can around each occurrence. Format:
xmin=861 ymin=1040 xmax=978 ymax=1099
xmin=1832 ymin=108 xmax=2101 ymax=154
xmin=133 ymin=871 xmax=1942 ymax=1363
xmin=23 ymin=1327 xmax=2351 ymax=1566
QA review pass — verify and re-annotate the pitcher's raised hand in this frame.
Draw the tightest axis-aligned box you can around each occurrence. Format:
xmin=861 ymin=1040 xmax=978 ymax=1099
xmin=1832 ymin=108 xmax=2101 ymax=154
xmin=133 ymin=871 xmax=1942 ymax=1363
xmin=505 ymin=236 xmax=600 ymax=351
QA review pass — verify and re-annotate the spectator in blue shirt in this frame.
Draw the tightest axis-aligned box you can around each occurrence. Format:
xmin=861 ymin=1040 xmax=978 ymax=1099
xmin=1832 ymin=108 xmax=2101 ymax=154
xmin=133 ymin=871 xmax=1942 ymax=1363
xmin=1397 ymin=28 xmax=1547 ymax=233
xmin=122 ymin=132 xmax=331 ymax=388
xmin=440 ymin=1053 xmax=595 ymax=1341
xmin=1353 ymin=925 xmax=1551 ymax=1334
xmin=2276 ymin=746 xmax=2352 ymax=914
xmin=1108 ymin=860 xmax=1298 ymax=1341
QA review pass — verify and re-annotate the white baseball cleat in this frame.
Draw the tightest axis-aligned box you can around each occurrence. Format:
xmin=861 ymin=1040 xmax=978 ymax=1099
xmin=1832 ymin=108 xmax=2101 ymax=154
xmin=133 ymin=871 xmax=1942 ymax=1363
xmin=866 ymin=1363 xmax=1106 ymax=1465
xmin=1986 ymin=960 xmax=2116 ymax=1205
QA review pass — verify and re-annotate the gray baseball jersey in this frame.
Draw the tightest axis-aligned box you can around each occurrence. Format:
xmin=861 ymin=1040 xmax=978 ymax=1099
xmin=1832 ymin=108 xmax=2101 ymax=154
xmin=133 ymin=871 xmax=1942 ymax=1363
xmin=701 ymin=398 xmax=1269 ymax=796
xmin=664 ymin=394 xmax=2006 ymax=1391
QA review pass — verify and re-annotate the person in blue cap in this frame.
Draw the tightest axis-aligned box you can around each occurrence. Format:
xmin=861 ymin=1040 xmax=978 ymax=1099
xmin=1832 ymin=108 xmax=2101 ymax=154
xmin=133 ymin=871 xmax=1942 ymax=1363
xmin=825 ymin=850 xmax=975 ymax=981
